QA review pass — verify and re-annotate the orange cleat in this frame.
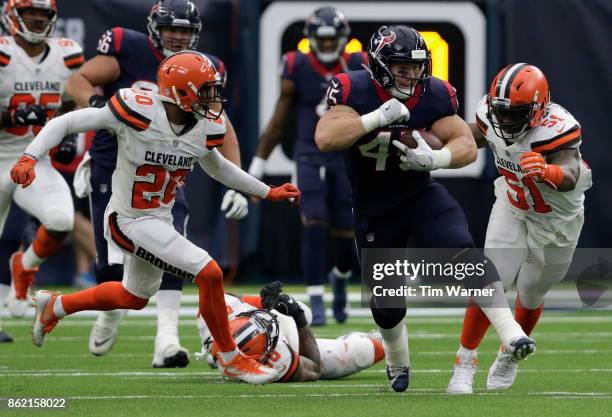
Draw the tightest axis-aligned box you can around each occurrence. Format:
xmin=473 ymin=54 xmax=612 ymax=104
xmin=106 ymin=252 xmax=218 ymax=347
xmin=8 ymin=252 xmax=38 ymax=317
xmin=32 ymin=290 xmax=62 ymax=347
xmin=217 ymin=351 xmax=278 ymax=385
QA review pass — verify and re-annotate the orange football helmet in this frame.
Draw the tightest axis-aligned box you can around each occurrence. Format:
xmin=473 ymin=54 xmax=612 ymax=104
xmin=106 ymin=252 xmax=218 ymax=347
xmin=211 ymin=310 xmax=279 ymax=364
xmin=157 ymin=50 xmax=226 ymax=119
xmin=2 ymin=0 xmax=57 ymax=44
xmin=487 ymin=63 xmax=550 ymax=141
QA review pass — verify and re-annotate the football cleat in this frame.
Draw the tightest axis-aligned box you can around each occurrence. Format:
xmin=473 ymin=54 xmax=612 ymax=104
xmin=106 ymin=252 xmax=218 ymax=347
xmin=152 ymin=337 xmax=190 ymax=368
xmin=329 ymin=270 xmax=348 ymax=323
xmin=31 ymin=290 xmax=61 ymax=347
xmin=8 ymin=251 xmax=38 ymax=318
xmin=309 ymin=295 xmax=326 ymax=326
xmin=507 ymin=336 xmax=536 ymax=360
xmin=217 ymin=352 xmax=278 ymax=385
xmin=447 ymin=348 xmax=478 ymax=394
xmin=487 ymin=350 xmax=519 ymax=390
xmin=89 ymin=310 xmax=127 ymax=356
xmin=386 ymin=365 xmax=410 ymax=392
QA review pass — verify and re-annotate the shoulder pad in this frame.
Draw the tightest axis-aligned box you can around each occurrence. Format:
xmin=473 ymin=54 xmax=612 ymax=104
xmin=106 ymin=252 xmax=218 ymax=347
xmin=204 ymin=115 xmax=227 ymax=149
xmin=50 ymin=38 xmax=84 ymax=69
xmin=475 ymin=94 xmax=490 ymax=135
xmin=107 ymin=88 xmax=154 ymax=131
xmin=530 ymin=103 xmax=581 ymax=153
xmin=428 ymin=77 xmax=459 ymax=115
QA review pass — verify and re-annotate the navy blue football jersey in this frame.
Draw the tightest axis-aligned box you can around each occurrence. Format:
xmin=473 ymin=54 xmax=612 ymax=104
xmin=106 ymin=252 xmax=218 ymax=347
xmin=89 ymin=27 xmax=226 ymax=169
xmin=327 ymin=70 xmax=459 ymax=215
xmin=281 ymin=51 xmax=366 ymax=159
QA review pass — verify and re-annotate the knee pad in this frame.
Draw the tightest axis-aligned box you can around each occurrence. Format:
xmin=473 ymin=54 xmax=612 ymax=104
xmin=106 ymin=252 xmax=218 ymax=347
xmin=455 ymin=248 xmax=501 ymax=289
xmin=44 ymin=208 xmax=74 ymax=232
xmin=370 ymin=306 xmax=406 ymax=329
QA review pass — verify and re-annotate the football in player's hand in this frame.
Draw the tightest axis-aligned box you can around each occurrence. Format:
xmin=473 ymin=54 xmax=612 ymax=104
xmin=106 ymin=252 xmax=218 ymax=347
xmin=396 ymin=129 xmax=444 ymax=150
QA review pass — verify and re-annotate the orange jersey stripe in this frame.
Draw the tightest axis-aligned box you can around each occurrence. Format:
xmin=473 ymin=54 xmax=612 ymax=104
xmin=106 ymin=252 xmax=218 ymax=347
xmin=239 ymin=295 xmax=263 ymax=309
xmin=108 ymin=213 xmax=135 ymax=253
xmin=475 ymin=116 xmax=488 ymax=135
xmin=109 ymin=95 xmax=149 ymax=131
xmin=280 ymin=346 xmax=300 ymax=382
xmin=532 ymin=128 xmax=581 ymax=153
xmin=64 ymin=55 xmax=85 ymax=69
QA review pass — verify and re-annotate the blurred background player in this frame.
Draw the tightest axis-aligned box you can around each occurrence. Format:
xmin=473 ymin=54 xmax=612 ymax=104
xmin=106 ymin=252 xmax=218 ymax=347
xmin=65 ymin=0 xmax=246 ymax=368
xmin=447 ymin=64 xmax=592 ymax=394
xmin=197 ymin=281 xmax=385 ymax=382
xmin=315 ymin=25 xmax=536 ymax=392
xmin=0 ymin=0 xmax=83 ymax=318
xmin=248 ymin=7 xmax=364 ymax=325
xmin=13 ymin=50 xmax=300 ymax=384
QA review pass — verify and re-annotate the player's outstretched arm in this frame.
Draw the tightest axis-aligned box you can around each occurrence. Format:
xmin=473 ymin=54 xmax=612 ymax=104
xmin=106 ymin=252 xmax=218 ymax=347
xmin=520 ymin=147 xmax=581 ymax=191
xmin=198 ymin=149 xmax=300 ymax=203
xmin=430 ymin=114 xmax=478 ymax=168
xmin=248 ymin=79 xmax=295 ymax=178
xmin=66 ymin=55 xmax=121 ymax=108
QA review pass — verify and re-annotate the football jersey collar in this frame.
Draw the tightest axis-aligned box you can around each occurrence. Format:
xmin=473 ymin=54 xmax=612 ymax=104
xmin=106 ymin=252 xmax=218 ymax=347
xmin=374 ymin=80 xmax=422 ymax=110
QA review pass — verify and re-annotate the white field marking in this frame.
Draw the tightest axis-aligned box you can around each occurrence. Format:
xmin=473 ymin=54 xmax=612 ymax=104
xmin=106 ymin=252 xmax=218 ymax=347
xmin=2 ymin=348 xmax=610 ymax=361
xmin=362 ymin=368 xmax=612 ymax=374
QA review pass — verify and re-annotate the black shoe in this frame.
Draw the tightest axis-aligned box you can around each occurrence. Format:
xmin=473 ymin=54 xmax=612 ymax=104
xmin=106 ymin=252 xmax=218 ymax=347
xmin=153 ymin=350 xmax=190 ymax=368
xmin=0 ymin=330 xmax=14 ymax=343
xmin=387 ymin=365 xmax=410 ymax=392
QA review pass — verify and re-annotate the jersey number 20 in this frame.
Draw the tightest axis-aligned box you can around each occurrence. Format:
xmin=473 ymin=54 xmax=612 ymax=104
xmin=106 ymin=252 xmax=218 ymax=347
xmin=131 ymin=164 xmax=190 ymax=209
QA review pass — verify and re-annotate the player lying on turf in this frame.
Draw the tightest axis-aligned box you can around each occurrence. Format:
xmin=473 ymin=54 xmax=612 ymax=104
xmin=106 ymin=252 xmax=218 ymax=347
xmin=10 ymin=51 xmax=300 ymax=385
xmin=196 ymin=281 xmax=385 ymax=382
xmin=447 ymin=64 xmax=592 ymax=394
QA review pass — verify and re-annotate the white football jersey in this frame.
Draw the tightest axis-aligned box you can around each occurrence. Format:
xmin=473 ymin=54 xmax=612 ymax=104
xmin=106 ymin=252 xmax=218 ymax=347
xmin=221 ymin=294 xmax=300 ymax=383
xmin=476 ymin=95 xmax=592 ymax=234
xmin=0 ymin=36 xmax=83 ymax=159
xmin=106 ymin=88 xmax=226 ymax=220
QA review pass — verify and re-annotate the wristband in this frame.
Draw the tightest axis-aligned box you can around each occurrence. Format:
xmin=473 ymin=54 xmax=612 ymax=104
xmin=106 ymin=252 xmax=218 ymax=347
xmin=88 ymin=94 xmax=107 ymax=108
xmin=432 ymin=147 xmax=452 ymax=169
xmin=360 ymin=109 xmax=381 ymax=133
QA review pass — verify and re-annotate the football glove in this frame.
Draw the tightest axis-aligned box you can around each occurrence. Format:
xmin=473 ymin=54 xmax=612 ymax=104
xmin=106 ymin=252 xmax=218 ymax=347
xmin=220 ymin=190 xmax=248 ymax=219
xmin=53 ymin=134 xmax=78 ymax=165
xmin=393 ymin=130 xmax=436 ymax=171
xmin=265 ymin=183 xmax=301 ymax=206
xmin=2 ymin=105 xmax=48 ymax=127
xmin=260 ymin=281 xmax=284 ymax=309
xmin=519 ymin=151 xmax=564 ymax=189
xmin=361 ymin=98 xmax=410 ymax=132
xmin=274 ymin=293 xmax=308 ymax=328
xmin=10 ymin=155 xmax=37 ymax=188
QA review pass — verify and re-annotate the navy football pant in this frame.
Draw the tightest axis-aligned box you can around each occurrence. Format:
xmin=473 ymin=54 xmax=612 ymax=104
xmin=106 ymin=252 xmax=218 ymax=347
xmin=354 ymin=181 xmax=498 ymax=329
xmin=297 ymin=157 xmax=354 ymax=286
xmin=89 ymin=161 xmax=188 ymax=291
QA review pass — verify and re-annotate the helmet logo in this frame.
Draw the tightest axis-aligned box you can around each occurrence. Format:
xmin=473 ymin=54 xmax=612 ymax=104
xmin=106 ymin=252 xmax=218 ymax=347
xmin=372 ymin=30 xmax=396 ymax=57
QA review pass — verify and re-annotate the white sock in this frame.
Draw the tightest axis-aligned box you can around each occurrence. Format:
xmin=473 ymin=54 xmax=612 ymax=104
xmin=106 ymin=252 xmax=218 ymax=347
xmin=379 ymin=322 xmax=409 ymax=367
xmin=100 ymin=309 xmax=128 ymax=325
xmin=478 ymin=283 xmax=525 ymax=348
xmin=22 ymin=245 xmax=43 ymax=269
xmin=218 ymin=348 xmax=239 ymax=363
xmin=317 ymin=335 xmax=378 ymax=379
xmin=0 ymin=283 xmax=9 ymax=307
xmin=457 ymin=344 xmax=477 ymax=358
xmin=155 ymin=290 xmax=181 ymax=344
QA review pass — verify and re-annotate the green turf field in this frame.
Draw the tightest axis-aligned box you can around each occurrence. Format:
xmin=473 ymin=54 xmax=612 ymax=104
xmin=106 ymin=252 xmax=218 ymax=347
xmin=1 ymin=290 xmax=611 ymax=417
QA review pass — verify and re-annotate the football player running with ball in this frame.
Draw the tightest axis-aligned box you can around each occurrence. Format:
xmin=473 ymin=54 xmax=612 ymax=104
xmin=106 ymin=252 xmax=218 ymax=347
xmin=315 ymin=25 xmax=536 ymax=392
xmin=11 ymin=51 xmax=300 ymax=385
xmin=0 ymin=0 xmax=82 ymax=318
xmin=447 ymin=64 xmax=592 ymax=394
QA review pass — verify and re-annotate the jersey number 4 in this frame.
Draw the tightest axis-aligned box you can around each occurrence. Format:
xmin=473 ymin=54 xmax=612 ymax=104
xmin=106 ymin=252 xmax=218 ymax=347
xmin=131 ymin=164 xmax=190 ymax=209
xmin=498 ymin=168 xmax=552 ymax=213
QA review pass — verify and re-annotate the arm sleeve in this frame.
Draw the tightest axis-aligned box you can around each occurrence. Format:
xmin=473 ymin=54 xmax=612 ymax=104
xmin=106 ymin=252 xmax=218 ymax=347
xmin=280 ymin=52 xmax=297 ymax=82
xmin=24 ymin=106 xmax=120 ymax=160
xmin=198 ymin=149 xmax=271 ymax=198
xmin=327 ymin=74 xmax=351 ymax=107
